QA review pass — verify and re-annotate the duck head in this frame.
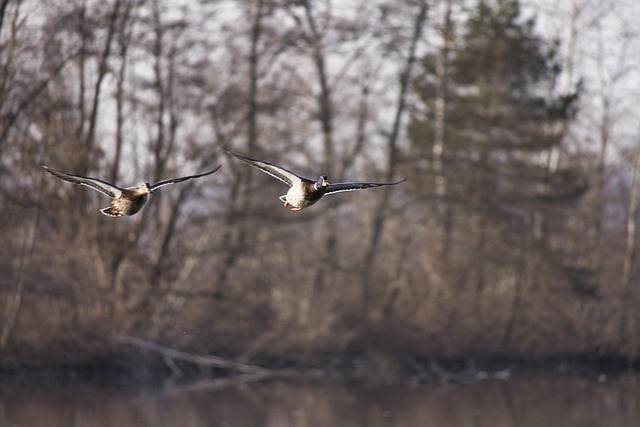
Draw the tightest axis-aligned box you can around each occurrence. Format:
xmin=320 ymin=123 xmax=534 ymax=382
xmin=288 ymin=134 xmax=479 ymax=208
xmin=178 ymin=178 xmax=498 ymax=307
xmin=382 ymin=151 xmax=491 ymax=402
xmin=314 ymin=175 xmax=329 ymax=191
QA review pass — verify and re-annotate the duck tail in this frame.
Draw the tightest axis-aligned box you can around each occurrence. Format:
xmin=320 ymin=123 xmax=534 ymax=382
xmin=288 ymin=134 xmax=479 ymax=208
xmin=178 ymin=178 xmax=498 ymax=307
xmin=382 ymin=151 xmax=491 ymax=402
xmin=100 ymin=206 xmax=122 ymax=217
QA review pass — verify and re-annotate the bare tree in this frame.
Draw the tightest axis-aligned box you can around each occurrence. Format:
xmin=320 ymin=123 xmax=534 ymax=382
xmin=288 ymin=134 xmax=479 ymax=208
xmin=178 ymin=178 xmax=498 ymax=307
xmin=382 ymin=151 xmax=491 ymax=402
xmin=619 ymin=138 xmax=640 ymax=356
xmin=359 ymin=0 xmax=428 ymax=325
xmin=0 ymin=177 xmax=43 ymax=349
xmin=111 ymin=0 xmax=138 ymax=184
xmin=213 ymin=0 xmax=266 ymax=289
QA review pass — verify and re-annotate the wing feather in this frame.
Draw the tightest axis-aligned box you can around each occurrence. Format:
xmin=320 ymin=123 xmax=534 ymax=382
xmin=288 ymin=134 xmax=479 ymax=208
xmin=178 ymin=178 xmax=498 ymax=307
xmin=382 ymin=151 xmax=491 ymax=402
xmin=227 ymin=150 xmax=304 ymax=187
xmin=149 ymin=165 xmax=221 ymax=191
xmin=325 ymin=179 xmax=406 ymax=195
xmin=42 ymin=165 xmax=122 ymax=199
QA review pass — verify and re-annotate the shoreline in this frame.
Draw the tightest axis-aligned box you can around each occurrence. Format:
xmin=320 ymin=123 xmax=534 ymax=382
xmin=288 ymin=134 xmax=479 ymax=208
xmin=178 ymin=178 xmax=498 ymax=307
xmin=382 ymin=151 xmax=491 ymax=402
xmin=1 ymin=349 xmax=637 ymax=388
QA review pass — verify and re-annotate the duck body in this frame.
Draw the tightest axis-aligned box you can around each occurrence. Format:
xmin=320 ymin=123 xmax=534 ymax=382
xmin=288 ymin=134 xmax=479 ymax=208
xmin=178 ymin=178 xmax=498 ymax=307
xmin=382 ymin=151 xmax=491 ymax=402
xmin=101 ymin=186 xmax=150 ymax=216
xmin=279 ymin=176 xmax=328 ymax=211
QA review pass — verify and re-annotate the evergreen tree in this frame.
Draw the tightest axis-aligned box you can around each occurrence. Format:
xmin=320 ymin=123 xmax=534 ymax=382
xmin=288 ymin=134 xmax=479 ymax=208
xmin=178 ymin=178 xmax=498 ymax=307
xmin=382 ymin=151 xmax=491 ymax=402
xmin=409 ymin=0 xmax=583 ymax=213
xmin=407 ymin=0 xmax=589 ymax=338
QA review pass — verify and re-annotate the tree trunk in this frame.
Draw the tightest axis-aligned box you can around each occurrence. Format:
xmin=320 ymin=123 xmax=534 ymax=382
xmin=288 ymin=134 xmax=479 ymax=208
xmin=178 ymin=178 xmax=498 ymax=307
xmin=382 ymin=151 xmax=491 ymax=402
xmin=112 ymin=0 xmax=135 ymax=184
xmin=359 ymin=1 xmax=428 ymax=325
xmin=0 ymin=177 xmax=43 ymax=349
xmin=433 ymin=0 xmax=453 ymax=260
xmin=619 ymin=137 xmax=640 ymax=357
xmin=214 ymin=0 xmax=265 ymax=289
xmin=295 ymin=0 xmax=339 ymax=297
xmin=84 ymin=0 xmax=121 ymax=172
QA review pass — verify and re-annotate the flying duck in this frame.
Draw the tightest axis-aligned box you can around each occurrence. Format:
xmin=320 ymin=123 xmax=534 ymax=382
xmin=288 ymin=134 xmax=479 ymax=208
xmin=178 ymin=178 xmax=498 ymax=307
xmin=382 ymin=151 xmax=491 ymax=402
xmin=43 ymin=164 xmax=221 ymax=217
xmin=227 ymin=150 xmax=405 ymax=211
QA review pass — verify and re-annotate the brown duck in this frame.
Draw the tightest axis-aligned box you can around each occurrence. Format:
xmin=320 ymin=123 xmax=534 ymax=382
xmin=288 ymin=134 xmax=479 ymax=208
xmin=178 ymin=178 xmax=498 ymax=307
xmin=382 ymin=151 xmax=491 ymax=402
xmin=227 ymin=150 xmax=405 ymax=211
xmin=43 ymin=165 xmax=221 ymax=216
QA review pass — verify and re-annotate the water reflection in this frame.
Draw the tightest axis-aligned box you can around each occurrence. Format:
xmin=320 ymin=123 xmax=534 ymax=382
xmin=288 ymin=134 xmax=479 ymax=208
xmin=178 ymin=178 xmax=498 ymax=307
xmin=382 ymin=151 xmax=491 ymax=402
xmin=2 ymin=374 xmax=640 ymax=426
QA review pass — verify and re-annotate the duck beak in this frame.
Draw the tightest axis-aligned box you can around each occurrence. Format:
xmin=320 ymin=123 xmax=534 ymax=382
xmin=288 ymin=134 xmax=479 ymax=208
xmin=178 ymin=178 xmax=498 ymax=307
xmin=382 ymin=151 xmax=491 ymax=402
xmin=322 ymin=177 xmax=329 ymax=187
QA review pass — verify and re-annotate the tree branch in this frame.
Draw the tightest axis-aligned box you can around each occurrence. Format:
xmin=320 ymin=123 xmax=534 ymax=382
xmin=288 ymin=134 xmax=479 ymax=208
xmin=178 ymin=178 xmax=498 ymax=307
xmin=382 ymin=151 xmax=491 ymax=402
xmin=117 ymin=336 xmax=268 ymax=374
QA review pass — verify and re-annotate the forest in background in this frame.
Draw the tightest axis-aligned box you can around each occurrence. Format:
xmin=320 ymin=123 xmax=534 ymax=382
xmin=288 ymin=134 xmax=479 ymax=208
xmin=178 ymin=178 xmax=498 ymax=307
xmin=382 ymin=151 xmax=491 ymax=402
xmin=1 ymin=0 xmax=640 ymax=374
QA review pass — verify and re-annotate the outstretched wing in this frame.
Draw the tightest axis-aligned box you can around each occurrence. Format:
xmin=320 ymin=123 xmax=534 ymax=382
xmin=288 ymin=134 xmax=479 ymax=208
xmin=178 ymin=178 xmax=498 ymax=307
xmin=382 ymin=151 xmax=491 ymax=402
xmin=325 ymin=179 xmax=406 ymax=195
xmin=149 ymin=164 xmax=222 ymax=191
xmin=42 ymin=165 xmax=122 ymax=199
xmin=227 ymin=150 xmax=305 ymax=187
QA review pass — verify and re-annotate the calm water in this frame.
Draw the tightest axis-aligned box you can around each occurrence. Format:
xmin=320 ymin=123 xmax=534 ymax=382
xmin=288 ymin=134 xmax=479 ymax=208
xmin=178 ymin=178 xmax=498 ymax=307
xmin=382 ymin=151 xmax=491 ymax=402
xmin=2 ymin=374 xmax=640 ymax=427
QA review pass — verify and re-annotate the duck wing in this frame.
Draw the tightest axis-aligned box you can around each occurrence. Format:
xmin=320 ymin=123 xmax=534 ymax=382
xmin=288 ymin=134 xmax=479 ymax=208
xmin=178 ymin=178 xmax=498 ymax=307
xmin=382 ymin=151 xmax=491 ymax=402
xmin=42 ymin=165 xmax=123 ymax=199
xmin=227 ymin=150 xmax=304 ymax=187
xmin=148 ymin=164 xmax=221 ymax=191
xmin=324 ymin=179 xmax=406 ymax=195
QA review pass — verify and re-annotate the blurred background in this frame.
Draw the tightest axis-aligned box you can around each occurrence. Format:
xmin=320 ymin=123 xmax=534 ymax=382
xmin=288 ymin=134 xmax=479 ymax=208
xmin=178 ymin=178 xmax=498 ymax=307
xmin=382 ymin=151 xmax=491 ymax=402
xmin=1 ymin=0 xmax=640 ymax=373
